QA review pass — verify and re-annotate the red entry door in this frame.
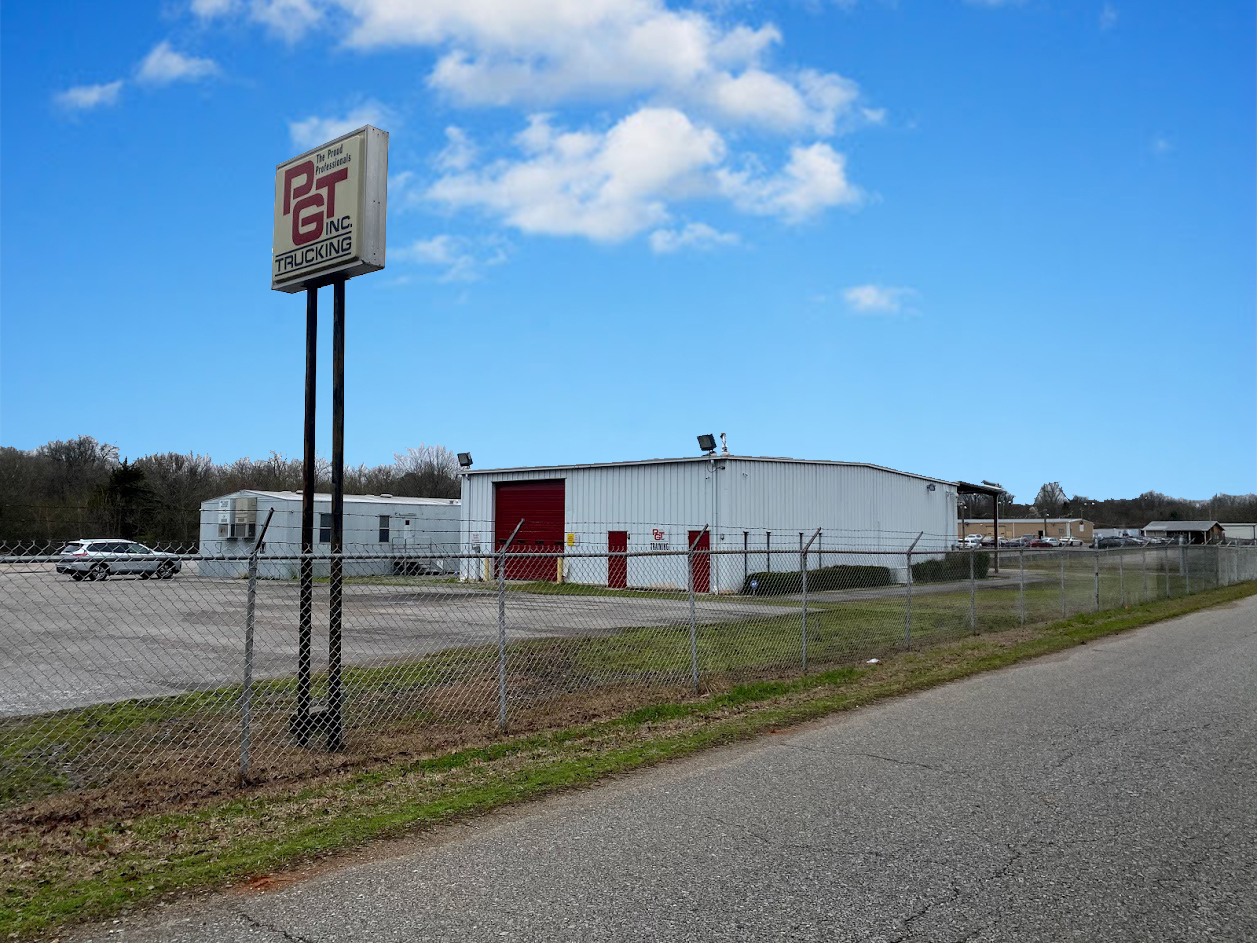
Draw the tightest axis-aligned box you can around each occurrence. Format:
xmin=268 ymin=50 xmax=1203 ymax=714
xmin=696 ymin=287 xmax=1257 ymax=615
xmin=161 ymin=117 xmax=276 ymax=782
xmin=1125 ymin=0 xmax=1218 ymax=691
xmin=688 ymin=530 xmax=711 ymax=593
xmin=608 ymin=531 xmax=628 ymax=589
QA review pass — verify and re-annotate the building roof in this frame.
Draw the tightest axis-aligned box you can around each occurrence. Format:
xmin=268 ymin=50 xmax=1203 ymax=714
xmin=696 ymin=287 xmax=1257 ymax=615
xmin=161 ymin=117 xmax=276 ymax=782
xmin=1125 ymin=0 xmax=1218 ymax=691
xmin=1143 ymin=520 xmax=1220 ymax=532
xmin=209 ymin=490 xmax=458 ymax=506
xmin=463 ymin=455 xmax=956 ymax=486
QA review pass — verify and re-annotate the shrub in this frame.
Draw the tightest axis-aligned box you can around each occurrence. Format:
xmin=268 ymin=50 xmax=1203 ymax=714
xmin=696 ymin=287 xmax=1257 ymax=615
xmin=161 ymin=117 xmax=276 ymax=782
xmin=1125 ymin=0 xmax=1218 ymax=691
xmin=741 ymin=563 xmax=895 ymax=595
xmin=911 ymin=551 xmax=989 ymax=583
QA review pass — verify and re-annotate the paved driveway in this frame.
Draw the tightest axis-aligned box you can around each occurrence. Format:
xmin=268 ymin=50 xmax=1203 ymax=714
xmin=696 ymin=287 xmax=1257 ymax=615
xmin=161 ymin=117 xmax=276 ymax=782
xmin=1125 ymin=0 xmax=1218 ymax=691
xmin=0 ymin=568 xmax=796 ymax=716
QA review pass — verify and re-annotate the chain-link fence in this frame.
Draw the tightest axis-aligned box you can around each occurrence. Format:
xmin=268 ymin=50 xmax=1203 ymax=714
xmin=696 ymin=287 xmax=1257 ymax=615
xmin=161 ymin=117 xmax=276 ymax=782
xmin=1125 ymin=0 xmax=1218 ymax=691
xmin=3 ymin=533 xmax=1254 ymax=810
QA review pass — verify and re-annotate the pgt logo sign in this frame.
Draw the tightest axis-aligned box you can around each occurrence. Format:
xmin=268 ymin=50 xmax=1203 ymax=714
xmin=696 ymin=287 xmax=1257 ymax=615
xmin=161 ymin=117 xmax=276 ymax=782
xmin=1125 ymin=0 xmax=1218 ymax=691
xmin=272 ymin=125 xmax=388 ymax=293
xmin=283 ymin=152 xmax=350 ymax=248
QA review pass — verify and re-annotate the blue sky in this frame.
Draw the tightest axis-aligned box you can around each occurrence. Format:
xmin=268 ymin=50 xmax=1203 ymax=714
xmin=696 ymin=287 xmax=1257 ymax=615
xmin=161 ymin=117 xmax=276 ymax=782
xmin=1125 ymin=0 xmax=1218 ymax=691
xmin=1 ymin=0 xmax=1253 ymax=504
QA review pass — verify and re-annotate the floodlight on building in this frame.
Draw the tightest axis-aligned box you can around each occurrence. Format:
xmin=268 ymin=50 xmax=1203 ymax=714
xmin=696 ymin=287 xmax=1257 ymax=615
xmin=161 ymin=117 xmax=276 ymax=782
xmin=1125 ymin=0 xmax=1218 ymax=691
xmin=457 ymin=452 xmax=473 ymax=468
xmin=697 ymin=434 xmax=717 ymax=454
xmin=926 ymin=483 xmax=937 ymax=492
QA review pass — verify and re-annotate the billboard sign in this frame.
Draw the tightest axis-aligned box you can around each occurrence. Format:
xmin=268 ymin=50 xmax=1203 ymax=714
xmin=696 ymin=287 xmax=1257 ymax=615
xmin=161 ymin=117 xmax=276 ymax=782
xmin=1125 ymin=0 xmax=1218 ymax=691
xmin=272 ymin=125 xmax=388 ymax=293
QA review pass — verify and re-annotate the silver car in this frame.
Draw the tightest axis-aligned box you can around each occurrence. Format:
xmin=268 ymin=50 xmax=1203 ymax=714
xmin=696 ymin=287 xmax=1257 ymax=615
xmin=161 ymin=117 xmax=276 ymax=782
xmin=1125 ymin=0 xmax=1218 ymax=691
xmin=56 ymin=539 xmax=182 ymax=581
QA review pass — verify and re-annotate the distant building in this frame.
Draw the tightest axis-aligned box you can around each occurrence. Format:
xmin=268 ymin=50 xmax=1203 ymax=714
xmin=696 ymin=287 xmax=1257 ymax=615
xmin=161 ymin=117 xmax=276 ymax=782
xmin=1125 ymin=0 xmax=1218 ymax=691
xmin=1222 ymin=523 xmax=1257 ymax=543
xmin=1093 ymin=527 xmax=1144 ymax=540
xmin=198 ymin=490 xmax=460 ymax=578
xmin=1142 ymin=520 xmax=1225 ymax=545
xmin=959 ymin=518 xmax=1093 ymax=542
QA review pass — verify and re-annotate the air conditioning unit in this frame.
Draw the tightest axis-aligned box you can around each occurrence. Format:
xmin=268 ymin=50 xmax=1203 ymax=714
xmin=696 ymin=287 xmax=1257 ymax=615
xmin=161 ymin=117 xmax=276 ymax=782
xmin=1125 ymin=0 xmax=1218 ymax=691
xmin=229 ymin=496 xmax=257 ymax=539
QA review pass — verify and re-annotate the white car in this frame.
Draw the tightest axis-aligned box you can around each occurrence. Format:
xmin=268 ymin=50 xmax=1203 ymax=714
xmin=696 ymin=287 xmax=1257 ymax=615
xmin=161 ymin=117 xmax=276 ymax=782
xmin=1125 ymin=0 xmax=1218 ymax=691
xmin=1058 ymin=535 xmax=1083 ymax=547
xmin=56 ymin=539 xmax=182 ymax=581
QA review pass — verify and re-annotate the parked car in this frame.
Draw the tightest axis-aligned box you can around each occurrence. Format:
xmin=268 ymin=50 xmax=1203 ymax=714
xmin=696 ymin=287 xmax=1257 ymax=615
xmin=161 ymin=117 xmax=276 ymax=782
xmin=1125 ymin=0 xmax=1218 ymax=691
xmin=960 ymin=535 xmax=983 ymax=549
xmin=1058 ymin=535 xmax=1083 ymax=547
xmin=1027 ymin=538 xmax=1054 ymax=548
xmin=56 ymin=539 xmax=181 ymax=581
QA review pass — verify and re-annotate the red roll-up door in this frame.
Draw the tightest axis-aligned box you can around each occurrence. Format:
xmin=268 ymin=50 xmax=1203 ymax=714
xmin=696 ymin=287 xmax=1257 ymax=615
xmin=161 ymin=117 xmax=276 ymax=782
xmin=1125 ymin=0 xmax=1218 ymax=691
xmin=608 ymin=531 xmax=628 ymax=589
xmin=495 ymin=480 xmax=565 ymax=581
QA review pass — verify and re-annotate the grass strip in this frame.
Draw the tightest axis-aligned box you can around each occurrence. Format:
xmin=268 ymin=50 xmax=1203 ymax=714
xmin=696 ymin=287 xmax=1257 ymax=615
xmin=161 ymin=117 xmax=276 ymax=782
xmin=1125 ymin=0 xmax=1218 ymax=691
xmin=3 ymin=580 xmax=1254 ymax=940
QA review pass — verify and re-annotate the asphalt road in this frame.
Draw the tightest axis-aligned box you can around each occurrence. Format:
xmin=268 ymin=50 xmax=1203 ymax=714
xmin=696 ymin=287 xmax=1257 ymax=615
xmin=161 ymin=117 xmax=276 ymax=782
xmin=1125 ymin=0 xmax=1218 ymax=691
xmin=0 ymin=568 xmax=796 ymax=716
xmin=68 ymin=594 xmax=1257 ymax=942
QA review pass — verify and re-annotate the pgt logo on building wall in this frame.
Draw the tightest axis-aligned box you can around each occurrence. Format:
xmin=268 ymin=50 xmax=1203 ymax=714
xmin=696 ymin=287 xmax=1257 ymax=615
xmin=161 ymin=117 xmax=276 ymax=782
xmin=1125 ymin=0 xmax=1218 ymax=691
xmin=272 ymin=126 xmax=388 ymax=293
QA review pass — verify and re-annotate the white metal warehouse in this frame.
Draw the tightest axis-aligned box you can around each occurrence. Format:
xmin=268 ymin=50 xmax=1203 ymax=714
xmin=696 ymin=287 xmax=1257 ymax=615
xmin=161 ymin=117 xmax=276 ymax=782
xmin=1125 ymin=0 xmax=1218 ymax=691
xmin=198 ymin=490 xmax=460 ymax=579
xmin=458 ymin=456 xmax=959 ymax=592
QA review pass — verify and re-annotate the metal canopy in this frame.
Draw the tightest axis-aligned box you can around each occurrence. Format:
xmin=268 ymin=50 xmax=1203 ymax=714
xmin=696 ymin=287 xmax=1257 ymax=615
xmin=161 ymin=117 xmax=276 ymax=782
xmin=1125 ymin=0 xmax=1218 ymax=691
xmin=956 ymin=480 xmax=1005 ymax=497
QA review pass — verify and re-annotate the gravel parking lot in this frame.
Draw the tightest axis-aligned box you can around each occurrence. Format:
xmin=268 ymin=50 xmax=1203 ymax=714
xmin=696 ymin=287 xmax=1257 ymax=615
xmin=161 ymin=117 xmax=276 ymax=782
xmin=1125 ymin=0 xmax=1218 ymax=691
xmin=0 ymin=565 xmax=796 ymax=716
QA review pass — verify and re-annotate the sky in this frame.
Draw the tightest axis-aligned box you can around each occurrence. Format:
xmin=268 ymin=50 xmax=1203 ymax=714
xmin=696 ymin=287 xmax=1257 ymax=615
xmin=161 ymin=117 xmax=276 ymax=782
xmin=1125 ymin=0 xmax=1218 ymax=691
xmin=1 ymin=0 xmax=1253 ymax=504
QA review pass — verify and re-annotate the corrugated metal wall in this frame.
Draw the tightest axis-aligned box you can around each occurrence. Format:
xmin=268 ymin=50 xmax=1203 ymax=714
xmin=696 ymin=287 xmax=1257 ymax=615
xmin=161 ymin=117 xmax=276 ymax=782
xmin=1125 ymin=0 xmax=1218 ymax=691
xmin=460 ymin=459 xmax=959 ymax=590
xmin=198 ymin=493 xmax=461 ymax=579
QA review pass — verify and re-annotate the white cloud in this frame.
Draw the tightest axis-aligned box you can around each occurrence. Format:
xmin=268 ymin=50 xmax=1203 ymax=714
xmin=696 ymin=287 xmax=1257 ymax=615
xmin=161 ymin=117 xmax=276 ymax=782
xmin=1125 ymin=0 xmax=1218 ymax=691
xmin=396 ymin=234 xmax=509 ymax=282
xmin=436 ymin=127 xmax=478 ymax=172
xmin=842 ymin=284 xmax=917 ymax=315
xmin=203 ymin=0 xmax=867 ymax=135
xmin=1099 ymin=4 xmax=1118 ymax=30
xmin=54 ymin=80 xmax=124 ymax=111
xmin=136 ymin=42 xmax=219 ymax=85
xmin=203 ymin=0 xmax=876 ymax=244
xmin=717 ymin=143 xmax=861 ymax=222
xmin=190 ymin=0 xmax=238 ymax=16
xmin=195 ymin=0 xmax=322 ymax=40
xmin=251 ymin=0 xmax=324 ymax=41
xmin=429 ymin=108 xmax=726 ymax=242
xmin=649 ymin=222 xmax=739 ymax=253
xmin=288 ymin=101 xmax=394 ymax=149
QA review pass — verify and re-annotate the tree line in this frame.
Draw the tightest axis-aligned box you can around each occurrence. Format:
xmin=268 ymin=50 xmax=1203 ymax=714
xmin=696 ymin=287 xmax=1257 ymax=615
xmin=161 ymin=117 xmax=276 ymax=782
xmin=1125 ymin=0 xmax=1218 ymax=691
xmin=0 ymin=436 xmax=462 ymax=549
xmin=960 ymin=482 xmax=1257 ymax=528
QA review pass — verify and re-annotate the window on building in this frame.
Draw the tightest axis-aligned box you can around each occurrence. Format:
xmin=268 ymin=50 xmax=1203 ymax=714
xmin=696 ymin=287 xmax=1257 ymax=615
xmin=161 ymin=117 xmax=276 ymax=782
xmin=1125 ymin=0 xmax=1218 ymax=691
xmin=379 ymin=514 xmax=390 ymax=543
xmin=319 ymin=513 xmax=331 ymax=544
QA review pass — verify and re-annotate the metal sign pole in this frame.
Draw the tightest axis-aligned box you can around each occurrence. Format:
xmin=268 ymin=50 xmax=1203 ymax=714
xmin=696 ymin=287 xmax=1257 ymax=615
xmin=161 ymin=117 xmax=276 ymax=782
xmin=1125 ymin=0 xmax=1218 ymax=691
xmin=294 ymin=287 xmax=316 ymax=745
xmin=327 ymin=279 xmax=346 ymax=751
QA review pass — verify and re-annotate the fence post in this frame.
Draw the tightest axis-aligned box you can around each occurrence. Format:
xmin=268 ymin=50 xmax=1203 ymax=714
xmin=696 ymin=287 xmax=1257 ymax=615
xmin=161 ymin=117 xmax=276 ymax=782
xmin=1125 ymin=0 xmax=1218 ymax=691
xmin=903 ymin=532 xmax=923 ymax=648
xmin=1216 ymin=545 xmax=1223 ymax=588
xmin=800 ymin=535 xmax=807 ymax=671
xmin=688 ymin=526 xmax=708 ymax=694
xmin=800 ymin=528 xmax=822 ymax=670
xmin=1183 ymin=544 xmax=1191 ymax=595
xmin=1093 ymin=548 xmax=1100 ymax=612
xmin=1163 ymin=546 xmax=1171 ymax=597
xmin=1118 ymin=551 xmax=1125 ymax=607
xmin=968 ymin=548 xmax=977 ymax=633
xmin=1018 ymin=549 xmax=1026 ymax=625
xmin=240 ymin=508 xmax=275 ymax=782
xmin=1059 ymin=551 xmax=1066 ymax=619
xmin=497 ymin=519 xmax=524 ymax=732
xmin=1142 ymin=547 xmax=1148 ymax=602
